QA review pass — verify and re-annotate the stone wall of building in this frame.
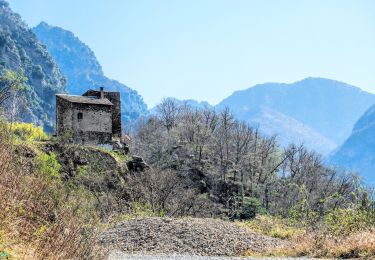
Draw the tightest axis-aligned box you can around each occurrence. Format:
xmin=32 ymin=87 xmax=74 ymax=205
xmin=56 ymin=96 xmax=113 ymax=145
xmin=83 ymin=90 xmax=121 ymax=137
xmin=56 ymin=95 xmax=73 ymax=136
xmin=71 ymin=103 xmax=113 ymax=145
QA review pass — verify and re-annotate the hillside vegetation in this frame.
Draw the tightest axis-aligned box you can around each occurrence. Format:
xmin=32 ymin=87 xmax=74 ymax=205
xmin=132 ymin=98 xmax=361 ymax=218
xmin=0 ymin=121 xmax=100 ymax=258
xmin=0 ymin=0 xmax=66 ymax=132
xmin=1 ymin=98 xmax=375 ymax=258
xmin=128 ymin=98 xmax=375 ymax=258
xmin=0 ymin=119 xmax=142 ymax=258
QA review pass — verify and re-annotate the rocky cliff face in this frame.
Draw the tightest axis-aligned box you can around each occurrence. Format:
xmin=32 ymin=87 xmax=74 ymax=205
xmin=33 ymin=22 xmax=148 ymax=125
xmin=329 ymin=105 xmax=375 ymax=183
xmin=0 ymin=1 xmax=66 ymax=132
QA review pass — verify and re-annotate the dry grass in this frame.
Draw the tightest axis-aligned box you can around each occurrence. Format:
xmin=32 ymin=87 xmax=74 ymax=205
xmin=265 ymin=231 xmax=375 ymax=258
xmin=242 ymin=215 xmax=375 ymax=258
xmin=0 ymin=126 xmax=104 ymax=259
xmin=239 ymin=215 xmax=304 ymax=240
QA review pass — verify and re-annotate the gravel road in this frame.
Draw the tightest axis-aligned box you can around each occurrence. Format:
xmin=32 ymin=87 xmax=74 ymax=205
xmin=108 ymin=252 xmax=313 ymax=260
xmin=101 ymin=217 xmax=287 ymax=257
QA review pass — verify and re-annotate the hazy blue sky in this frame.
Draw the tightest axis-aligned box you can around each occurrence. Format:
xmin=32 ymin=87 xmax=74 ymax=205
xmin=8 ymin=0 xmax=375 ymax=107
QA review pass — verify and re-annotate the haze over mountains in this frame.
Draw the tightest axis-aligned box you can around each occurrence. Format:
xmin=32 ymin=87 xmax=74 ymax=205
xmin=33 ymin=22 xmax=148 ymax=124
xmin=217 ymin=78 xmax=375 ymax=152
xmin=229 ymin=105 xmax=337 ymax=155
xmin=330 ymin=104 xmax=375 ymax=183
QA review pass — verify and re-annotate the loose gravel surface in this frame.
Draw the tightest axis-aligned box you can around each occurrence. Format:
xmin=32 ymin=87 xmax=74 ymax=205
xmin=108 ymin=252 xmax=312 ymax=260
xmin=101 ymin=217 xmax=288 ymax=257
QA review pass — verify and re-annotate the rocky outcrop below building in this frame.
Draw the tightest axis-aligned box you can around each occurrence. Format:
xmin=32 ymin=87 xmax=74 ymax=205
xmin=17 ymin=140 xmax=148 ymax=219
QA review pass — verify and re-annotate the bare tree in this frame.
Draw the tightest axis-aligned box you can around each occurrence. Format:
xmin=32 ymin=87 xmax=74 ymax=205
xmin=156 ymin=98 xmax=180 ymax=131
xmin=214 ymin=107 xmax=235 ymax=181
xmin=131 ymin=101 xmax=361 ymax=219
xmin=125 ymin=168 xmax=202 ymax=216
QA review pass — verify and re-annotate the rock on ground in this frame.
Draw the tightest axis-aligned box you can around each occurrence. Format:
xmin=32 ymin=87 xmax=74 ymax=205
xmin=100 ymin=217 xmax=286 ymax=257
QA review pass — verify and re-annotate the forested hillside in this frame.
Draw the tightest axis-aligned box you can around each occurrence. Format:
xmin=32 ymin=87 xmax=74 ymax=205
xmin=33 ymin=22 xmax=148 ymax=125
xmin=132 ymin=99 xmax=360 ymax=217
xmin=0 ymin=0 xmax=66 ymax=132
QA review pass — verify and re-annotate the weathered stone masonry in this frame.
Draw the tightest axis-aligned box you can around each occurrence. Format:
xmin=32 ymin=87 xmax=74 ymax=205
xmin=56 ymin=87 xmax=121 ymax=145
xmin=83 ymin=89 xmax=121 ymax=137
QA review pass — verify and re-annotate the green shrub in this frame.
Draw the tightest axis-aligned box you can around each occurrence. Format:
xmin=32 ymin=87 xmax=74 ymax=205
xmin=35 ymin=153 xmax=61 ymax=180
xmin=115 ymin=202 xmax=157 ymax=221
xmin=323 ymin=207 xmax=374 ymax=236
xmin=9 ymin=122 xmax=48 ymax=142
xmin=108 ymin=150 xmax=129 ymax=162
xmin=239 ymin=197 xmax=266 ymax=220
xmin=76 ymin=165 xmax=89 ymax=177
xmin=240 ymin=215 xmax=304 ymax=240
xmin=55 ymin=129 xmax=72 ymax=144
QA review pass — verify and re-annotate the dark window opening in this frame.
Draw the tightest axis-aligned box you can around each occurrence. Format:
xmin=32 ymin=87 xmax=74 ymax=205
xmin=77 ymin=112 xmax=83 ymax=120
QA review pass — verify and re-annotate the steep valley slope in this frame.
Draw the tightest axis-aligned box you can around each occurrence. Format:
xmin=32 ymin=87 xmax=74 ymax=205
xmin=0 ymin=0 xmax=66 ymax=131
xmin=329 ymin=104 xmax=375 ymax=183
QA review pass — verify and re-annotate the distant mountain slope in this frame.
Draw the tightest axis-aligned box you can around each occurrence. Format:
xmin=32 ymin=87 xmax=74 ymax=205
xmin=0 ymin=1 xmax=66 ymax=131
xmin=217 ymin=78 xmax=375 ymax=154
xmin=238 ymin=106 xmax=336 ymax=155
xmin=329 ymin=105 xmax=375 ymax=183
xmin=33 ymin=22 xmax=148 ymax=124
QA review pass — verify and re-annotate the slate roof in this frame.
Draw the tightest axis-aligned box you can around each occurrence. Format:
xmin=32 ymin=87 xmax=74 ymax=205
xmin=57 ymin=94 xmax=113 ymax=106
xmin=82 ymin=89 xmax=118 ymax=96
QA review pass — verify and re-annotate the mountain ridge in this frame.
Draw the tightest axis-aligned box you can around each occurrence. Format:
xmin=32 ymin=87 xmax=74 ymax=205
xmin=0 ymin=0 xmax=66 ymax=131
xmin=237 ymin=105 xmax=337 ymax=155
xmin=216 ymin=77 xmax=375 ymax=154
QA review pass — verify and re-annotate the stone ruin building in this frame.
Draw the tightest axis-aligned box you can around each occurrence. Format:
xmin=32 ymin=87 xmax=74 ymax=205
xmin=56 ymin=87 xmax=121 ymax=146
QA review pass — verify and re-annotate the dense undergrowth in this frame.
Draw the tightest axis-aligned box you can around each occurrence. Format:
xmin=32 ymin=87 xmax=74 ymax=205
xmin=0 ymin=121 xmax=103 ymax=259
